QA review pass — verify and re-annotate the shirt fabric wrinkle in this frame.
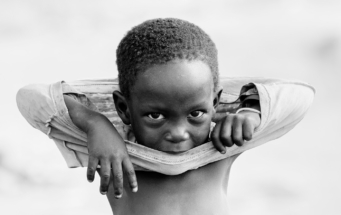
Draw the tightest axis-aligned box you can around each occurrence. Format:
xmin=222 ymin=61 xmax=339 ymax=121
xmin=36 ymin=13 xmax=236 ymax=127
xmin=16 ymin=77 xmax=315 ymax=175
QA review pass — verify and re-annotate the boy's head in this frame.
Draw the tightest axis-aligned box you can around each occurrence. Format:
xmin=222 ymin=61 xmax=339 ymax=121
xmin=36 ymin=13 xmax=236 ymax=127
xmin=114 ymin=18 xmax=221 ymax=152
xmin=116 ymin=18 xmax=219 ymax=99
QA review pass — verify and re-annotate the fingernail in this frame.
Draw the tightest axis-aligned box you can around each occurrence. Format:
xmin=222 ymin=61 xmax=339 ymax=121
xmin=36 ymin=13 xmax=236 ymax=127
xmin=115 ymin=193 xmax=122 ymax=199
xmin=132 ymin=186 xmax=138 ymax=192
xmin=221 ymin=150 xmax=226 ymax=154
xmin=100 ymin=191 xmax=107 ymax=195
xmin=87 ymin=179 xmax=93 ymax=183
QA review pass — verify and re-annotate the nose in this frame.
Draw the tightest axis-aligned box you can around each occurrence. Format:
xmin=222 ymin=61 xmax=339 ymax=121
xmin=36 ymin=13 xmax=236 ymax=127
xmin=165 ymin=122 xmax=190 ymax=143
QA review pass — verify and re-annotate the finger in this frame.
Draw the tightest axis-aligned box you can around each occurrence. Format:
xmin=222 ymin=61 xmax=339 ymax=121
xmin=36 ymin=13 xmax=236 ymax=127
xmin=87 ymin=156 xmax=98 ymax=183
xmin=123 ymin=158 xmax=138 ymax=192
xmin=216 ymin=104 xmax=234 ymax=112
xmin=220 ymin=115 xmax=234 ymax=147
xmin=242 ymin=119 xmax=254 ymax=141
xmin=211 ymin=121 xmax=226 ymax=153
xmin=112 ymin=159 xmax=124 ymax=199
xmin=99 ymin=160 xmax=111 ymax=195
xmin=212 ymin=112 xmax=229 ymax=122
xmin=232 ymin=115 xmax=244 ymax=146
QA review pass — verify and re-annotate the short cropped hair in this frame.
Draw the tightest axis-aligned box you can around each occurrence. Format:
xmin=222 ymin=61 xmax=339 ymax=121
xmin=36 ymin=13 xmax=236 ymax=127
xmin=116 ymin=18 xmax=219 ymax=98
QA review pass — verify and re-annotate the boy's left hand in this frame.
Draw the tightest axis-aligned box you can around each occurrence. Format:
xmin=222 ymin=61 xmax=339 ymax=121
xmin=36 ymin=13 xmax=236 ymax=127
xmin=211 ymin=111 xmax=261 ymax=153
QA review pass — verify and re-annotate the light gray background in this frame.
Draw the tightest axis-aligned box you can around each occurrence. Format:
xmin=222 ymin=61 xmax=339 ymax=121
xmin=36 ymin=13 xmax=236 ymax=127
xmin=1 ymin=0 xmax=340 ymax=214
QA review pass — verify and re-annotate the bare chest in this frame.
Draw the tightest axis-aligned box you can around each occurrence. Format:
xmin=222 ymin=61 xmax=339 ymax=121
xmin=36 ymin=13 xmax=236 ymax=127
xmin=107 ymin=155 xmax=240 ymax=215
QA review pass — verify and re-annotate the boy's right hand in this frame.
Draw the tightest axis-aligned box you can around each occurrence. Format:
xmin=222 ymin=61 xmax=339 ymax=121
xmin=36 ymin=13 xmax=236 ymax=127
xmin=86 ymin=115 xmax=138 ymax=198
xmin=63 ymin=95 xmax=138 ymax=198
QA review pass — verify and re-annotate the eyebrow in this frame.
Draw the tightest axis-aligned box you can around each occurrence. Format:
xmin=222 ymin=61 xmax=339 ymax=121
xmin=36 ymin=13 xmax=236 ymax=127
xmin=187 ymin=100 xmax=211 ymax=110
xmin=140 ymin=100 xmax=211 ymax=113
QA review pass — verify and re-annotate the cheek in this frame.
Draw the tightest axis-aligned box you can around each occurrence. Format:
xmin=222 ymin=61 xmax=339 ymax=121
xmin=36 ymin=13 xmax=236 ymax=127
xmin=191 ymin=122 xmax=212 ymax=143
xmin=133 ymin=124 xmax=162 ymax=147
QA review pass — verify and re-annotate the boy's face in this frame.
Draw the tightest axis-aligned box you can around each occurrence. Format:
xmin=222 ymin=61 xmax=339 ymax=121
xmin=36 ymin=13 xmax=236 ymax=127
xmin=123 ymin=60 xmax=219 ymax=153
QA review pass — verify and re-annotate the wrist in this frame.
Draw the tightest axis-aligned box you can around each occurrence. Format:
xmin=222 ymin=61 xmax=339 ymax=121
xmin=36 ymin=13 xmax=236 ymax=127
xmin=82 ymin=111 xmax=111 ymax=133
xmin=64 ymin=95 xmax=112 ymax=133
xmin=236 ymin=107 xmax=261 ymax=115
xmin=236 ymin=108 xmax=261 ymax=128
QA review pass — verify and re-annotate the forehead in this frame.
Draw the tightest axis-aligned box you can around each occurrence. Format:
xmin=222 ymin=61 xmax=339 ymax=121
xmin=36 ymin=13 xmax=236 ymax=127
xmin=130 ymin=60 xmax=214 ymax=104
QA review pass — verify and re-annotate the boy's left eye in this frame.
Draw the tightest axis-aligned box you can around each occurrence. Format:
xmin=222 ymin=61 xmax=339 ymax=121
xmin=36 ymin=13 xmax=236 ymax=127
xmin=147 ymin=113 xmax=165 ymax=120
xmin=188 ymin=111 xmax=204 ymax=118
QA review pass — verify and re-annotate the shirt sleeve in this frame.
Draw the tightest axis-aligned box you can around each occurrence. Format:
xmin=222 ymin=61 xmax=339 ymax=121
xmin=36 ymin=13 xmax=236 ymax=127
xmin=215 ymin=82 xmax=260 ymax=115
xmin=16 ymin=79 xmax=123 ymax=168
xmin=16 ymin=77 xmax=315 ymax=171
xmin=217 ymin=77 xmax=315 ymax=155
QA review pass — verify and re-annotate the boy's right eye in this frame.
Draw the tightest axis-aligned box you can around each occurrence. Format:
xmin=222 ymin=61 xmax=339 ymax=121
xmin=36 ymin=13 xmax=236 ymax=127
xmin=147 ymin=113 xmax=165 ymax=120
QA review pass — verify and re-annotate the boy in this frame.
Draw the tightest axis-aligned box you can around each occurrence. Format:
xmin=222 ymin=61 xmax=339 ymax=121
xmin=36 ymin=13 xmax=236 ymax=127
xmin=17 ymin=18 xmax=314 ymax=215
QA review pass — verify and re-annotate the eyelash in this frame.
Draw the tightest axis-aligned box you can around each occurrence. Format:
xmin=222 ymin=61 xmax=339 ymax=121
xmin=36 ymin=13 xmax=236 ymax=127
xmin=147 ymin=111 xmax=205 ymax=120
xmin=147 ymin=113 xmax=165 ymax=120
xmin=188 ymin=110 xmax=204 ymax=118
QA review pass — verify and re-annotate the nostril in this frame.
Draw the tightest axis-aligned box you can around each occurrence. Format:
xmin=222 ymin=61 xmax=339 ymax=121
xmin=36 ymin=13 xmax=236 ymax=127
xmin=165 ymin=130 xmax=190 ymax=143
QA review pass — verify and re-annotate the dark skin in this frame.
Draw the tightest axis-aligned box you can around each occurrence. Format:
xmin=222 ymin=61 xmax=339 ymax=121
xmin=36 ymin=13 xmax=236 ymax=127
xmin=64 ymin=96 xmax=137 ymax=196
xmin=64 ymin=60 xmax=260 ymax=199
xmin=106 ymin=154 xmax=239 ymax=215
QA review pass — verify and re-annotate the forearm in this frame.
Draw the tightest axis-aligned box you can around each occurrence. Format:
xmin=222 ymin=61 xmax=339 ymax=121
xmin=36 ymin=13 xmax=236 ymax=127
xmin=211 ymin=79 xmax=314 ymax=159
xmin=239 ymin=81 xmax=314 ymax=150
xmin=63 ymin=95 xmax=112 ymax=133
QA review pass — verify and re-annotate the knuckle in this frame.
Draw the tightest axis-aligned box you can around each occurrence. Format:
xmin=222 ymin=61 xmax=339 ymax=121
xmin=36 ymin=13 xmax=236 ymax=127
xmin=101 ymin=184 xmax=108 ymax=189
xmin=114 ymin=185 xmax=123 ymax=192
xmin=113 ymin=154 xmax=124 ymax=162
xmin=115 ymin=185 xmax=123 ymax=191
xmin=220 ymin=133 xmax=231 ymax=142
xmin=211 ymin=137 xmax=220 ymax=147
xmin=211 ymin=140 xmax=221 ymax=148
xmin=244 ymin=114 xmax=251 ymax=120
xmin=234 ymin=138 xmax=244 ymax=146
xmin=225 ymin=141 xmax=234 ymax=147
xmin=99 ymin=153 xmax=112 ymax=160
xmin=234 ymin=114 xmax=244 ymax=121
xmin=244 ymin=133 xmax=252 ymax=140
xmin=114 ymin=173 xmax=123 ymax=181
xmin=211 ymin=130 xmax=220 ymax=140
xmin=211 ymin=134 xmax=219 ymax=142
xmin=87 ymin=167 xmax=95 ymax=174
xmin=102 ymin=174 xmax=111 ymax=181
xmin=244 ymin=118 xmax=252 ymax=125
xmin=222 ymin=134 xmax=233 ymax=144
xmin=126 ymin=169 xmax=136 ymax=177
xmin=89 ymin=154 xmax=97 ymax=160
xmin=221 ymin=138 xmax=233 ymax=147
xmin=225 ymin=114 xmax=233 ymax=121
xmin=96 ymin=155 xmax=105 ymax=161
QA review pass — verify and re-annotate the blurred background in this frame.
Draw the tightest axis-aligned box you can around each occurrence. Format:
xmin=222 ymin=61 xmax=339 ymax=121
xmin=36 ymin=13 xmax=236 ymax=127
xmin=0 ymin=0 xmax=340 ymax=214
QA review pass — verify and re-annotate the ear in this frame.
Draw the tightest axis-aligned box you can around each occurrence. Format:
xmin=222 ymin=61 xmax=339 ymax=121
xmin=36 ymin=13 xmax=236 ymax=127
xmin=213 ymin=86 xmax=223 ymax=109
xmin=113 ymin=90 xmax=131 ymax=125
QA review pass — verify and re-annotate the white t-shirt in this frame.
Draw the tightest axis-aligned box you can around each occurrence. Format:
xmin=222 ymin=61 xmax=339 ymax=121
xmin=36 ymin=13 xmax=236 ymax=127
xmin=16 ymin=77 xmax=315 ymax=175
